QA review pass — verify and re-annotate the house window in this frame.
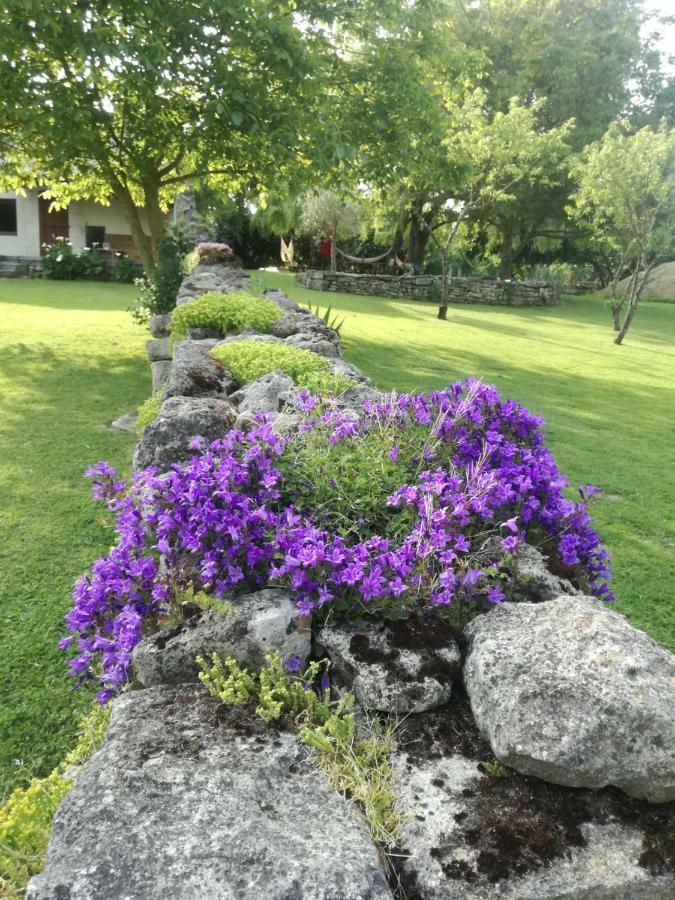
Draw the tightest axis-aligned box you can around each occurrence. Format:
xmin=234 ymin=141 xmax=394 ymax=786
xmin=0 ymin=199 xmax=18 ymax=235
xmin=85 ymin=225 xmax=106 ymax=247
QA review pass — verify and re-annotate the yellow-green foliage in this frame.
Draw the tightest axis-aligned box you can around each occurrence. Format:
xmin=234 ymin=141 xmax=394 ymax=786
xmin=135 ymin=393 xmax=163 ymax=435
xmin=0 ymin=704 xmax=110 ymax=898
xmin=170 ymin=291 xmax=281 ymax=339
xmin=197 ymin=650 xmax=402 ymax=848
xmin=210 ymin=340 xmax=352 ymax=394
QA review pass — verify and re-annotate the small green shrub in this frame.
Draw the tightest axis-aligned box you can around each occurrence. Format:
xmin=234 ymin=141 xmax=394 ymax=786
xmin=210 ymin=340 xmax=351 ymax=394
xmin=0 ymin=704 xmax=109 ymax=898
xmin=198 ymin=650 xmax=402 ymax=848
xmin=111 ymin=255 xmax=141 ymax=283
xmin=130 ymin=226 xmax=191 ymax=323
xmin=171 ymin=291 xmax=282 ymax=340
xmin=135 ymin=394 xmax=163 ymax=435
xmin=306 ymin=302 xmax=345 ymax=335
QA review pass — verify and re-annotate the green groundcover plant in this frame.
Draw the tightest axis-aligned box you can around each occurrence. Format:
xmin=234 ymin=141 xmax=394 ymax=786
xmin=211 ymin=340 xmax=352 ymax=394
xmin=171 ymin=291 xmax=281 ymax=339
xmin=198 ymin=649 xmax=401 ymax=847
xmin=0 ymin=704 xmax=109 ymax=898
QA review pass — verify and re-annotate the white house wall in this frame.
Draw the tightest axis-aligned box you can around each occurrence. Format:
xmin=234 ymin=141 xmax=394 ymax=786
xmin=68 ymin=199 xmax=150 ymax=250
xmin=0 ymin=189 xmax=40 ymax=257
xmin=0 ymin=190 xmax=152 ymax=257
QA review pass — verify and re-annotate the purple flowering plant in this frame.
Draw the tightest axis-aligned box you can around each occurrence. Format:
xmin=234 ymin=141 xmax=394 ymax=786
xmin=63 ymin=380 xmax=613 ymax=703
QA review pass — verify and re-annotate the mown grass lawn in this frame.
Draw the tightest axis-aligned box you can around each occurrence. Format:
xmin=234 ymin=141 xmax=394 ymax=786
xmin=0 ymin=279 xmax=148 ymax=800
xmin=258 ymin=271 xmax=675 ymax=652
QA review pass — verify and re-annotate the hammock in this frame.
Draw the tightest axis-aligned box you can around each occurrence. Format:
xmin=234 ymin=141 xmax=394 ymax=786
xmin=280 ymin=236 xmax=294 ymax=264
xmin=335 ymin=245 xmax=394 ymax=265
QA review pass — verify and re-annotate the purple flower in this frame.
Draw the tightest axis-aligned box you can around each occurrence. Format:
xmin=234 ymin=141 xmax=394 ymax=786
xmin=284 ymin=656 xmax=302 ymax=674
xmin=63 ymin=381 xmax=613 ymax=703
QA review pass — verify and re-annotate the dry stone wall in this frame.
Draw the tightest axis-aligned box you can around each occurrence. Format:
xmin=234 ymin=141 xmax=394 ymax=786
xmin=29 ymin=260 xmax=675 ymax=900
xmin=297 ymin=269 xmax=555 ymax=306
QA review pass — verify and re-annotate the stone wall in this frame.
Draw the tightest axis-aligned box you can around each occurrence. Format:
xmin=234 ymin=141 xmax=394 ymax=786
xmin=29 ymin=261 xmax=675 ymax=900
xmin=296 ymin=270 xmax=556 ymax=306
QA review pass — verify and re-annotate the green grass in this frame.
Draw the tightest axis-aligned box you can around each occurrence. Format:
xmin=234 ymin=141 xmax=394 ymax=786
xmin=1 ymin=273 xmax=673 ymax=802
xmin=257 ymin=272 xmax=675 ymax=650
xmin=0 ymin=279 xmax=148 ymax=801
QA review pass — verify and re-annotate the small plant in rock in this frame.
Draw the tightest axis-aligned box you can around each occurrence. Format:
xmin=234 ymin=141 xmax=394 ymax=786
xmin=306 ymin=301 xmax=345 ymax=335
xmin=135 ymin=393 xmax=163 ymax=435
xmin=210 ymin=340 xmax=352 ymax=394
xmin=170 ymin=291 xmax=281 ymax=339
xmin=197 ymin=650 xmax=403 ymax=848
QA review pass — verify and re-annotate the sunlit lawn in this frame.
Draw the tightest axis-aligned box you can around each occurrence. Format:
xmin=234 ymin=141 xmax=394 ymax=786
xmin=1 ymin=272 xmax=673 ymax=800
xmin=0 ymin=279 xmax=148 ymax=800
xmin=258 ymin=271 xmax=675 ymax=653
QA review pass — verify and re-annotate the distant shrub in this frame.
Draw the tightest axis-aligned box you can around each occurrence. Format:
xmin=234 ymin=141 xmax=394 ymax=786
xmin=130 ymin=225 xmax=191 ymax=323
xmin=211 ymin=340 xmax=351 ymax=394
xmin=111 ymin=255 xmax=141 ymax=284
xmin=41 ymin=241 xmax=109 ymax=281
xmin=171 ymin=292 xmax=281 ymax=339
xmin=0 ymin=704 xmax=109 ymax=898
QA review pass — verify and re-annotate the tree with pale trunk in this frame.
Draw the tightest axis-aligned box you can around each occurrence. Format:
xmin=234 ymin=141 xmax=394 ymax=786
xmin=0 ymin=1 xmax=376 ymax=269
xmin=300 ymin=190 xmax=361 ymax=271
xmin=569 ymin=122 xmax=675 ymax=344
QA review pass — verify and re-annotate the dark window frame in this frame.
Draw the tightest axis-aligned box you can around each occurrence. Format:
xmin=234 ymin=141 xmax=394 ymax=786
xmin=85 ymin=225 xmax=106 ymax=248
xmin=0 ymin=198 xmax=18 ymax=236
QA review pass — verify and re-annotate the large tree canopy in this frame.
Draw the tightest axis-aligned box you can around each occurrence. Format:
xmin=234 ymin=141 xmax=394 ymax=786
xmin=0 ymin=0 xmax=370 ymax=265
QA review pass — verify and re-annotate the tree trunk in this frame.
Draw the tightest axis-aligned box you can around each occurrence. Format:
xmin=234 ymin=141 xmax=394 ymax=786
xmin=115 ymin=186 xmax=155 ymax=269
xmin=438 ymin=253 xmax=449 ymax=320
xmin=143 ymin=177 xmax=168 ymax=250
xmin=614 ymin=259 xmax=654 ymax=345
xmin=499 ymin=231 xmax=514 ymax=279
xmin=330 ymin=233 xmax=337 ymax=272
xmin=407 ymin=212 xmax=429 ymax=269
xmin=611 ymin=304 xmax=621 ymax=331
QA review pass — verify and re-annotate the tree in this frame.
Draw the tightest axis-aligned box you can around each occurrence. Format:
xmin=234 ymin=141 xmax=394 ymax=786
xmin=0 ymin=1 xmax=357 ymax=267
xmin=300 ymin=190 xmax=361 ymax=270
xmin=410 ymin=97 xmax=573 ymax=318
xmin=569 ymin=123 xmax=675 ymax=344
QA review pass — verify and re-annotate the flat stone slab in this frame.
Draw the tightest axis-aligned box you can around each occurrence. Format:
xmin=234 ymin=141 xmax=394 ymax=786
xmin=464 ymin=596 xmax=675 ymax=802
xmin=133 ymin=588 xmax=311 ymax=687
xmin=27 ymin=685 xmax=392 ymax=900
xmin=133 ymin=396 xmax=235 ymax=471
xmin=321 ymin=617 xmax=461 ymax=713
xmin=391 ymin=702 xmax=675 ymax=899
xmin=164 ymin=339 xmax=239 ymax=400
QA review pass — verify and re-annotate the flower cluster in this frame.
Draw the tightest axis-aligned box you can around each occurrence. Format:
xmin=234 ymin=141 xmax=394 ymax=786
xmin=64 ymin=381 xmax=612 ymax=702
xmin=196 ymin=242 xmax=234 ymax=253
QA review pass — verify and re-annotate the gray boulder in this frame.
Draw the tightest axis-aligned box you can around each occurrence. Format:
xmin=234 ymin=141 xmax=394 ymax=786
xmin=133 ymin=589 xmax=311 ymax=687
xmin=328 ymin=357 xmax=370 ymax=383
xmin=321 ymin=618 xmax=461 ymax=713
xmin=149 ymin=313 xmax=172 ymax=338
xmin=464 ymin=596 xmax=675 ymax=802
xmin=263 ymin=287 xmax=300 ymax=312
xmin=27 ymin=685 xmax=391 ymax=900
xmin=146 ymin=337 xmax=172 ymax=362
xmin=133 ymin=396 xmax=235 ymax=471
xmin=393 ymin=748 xmax=674 ymax=899
xmin=186 ymin=326 xmax=222 ymax=340
xmin=150 ymin=358 xmax=172 ymax=393
xmin=164 ymin=340 xmax=239 ymax=400
xmin=511 ymin=543 xmax=582 ymax=603
xmin=229 ymin=370 xmax=296 ymax=415
xmin=285 ymin=332 xmax=341 ymax=358
xmin=110 ymin=413 xmax=138 ymax=434
xmin=233 ymin=409 xmax=301 ymax=435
